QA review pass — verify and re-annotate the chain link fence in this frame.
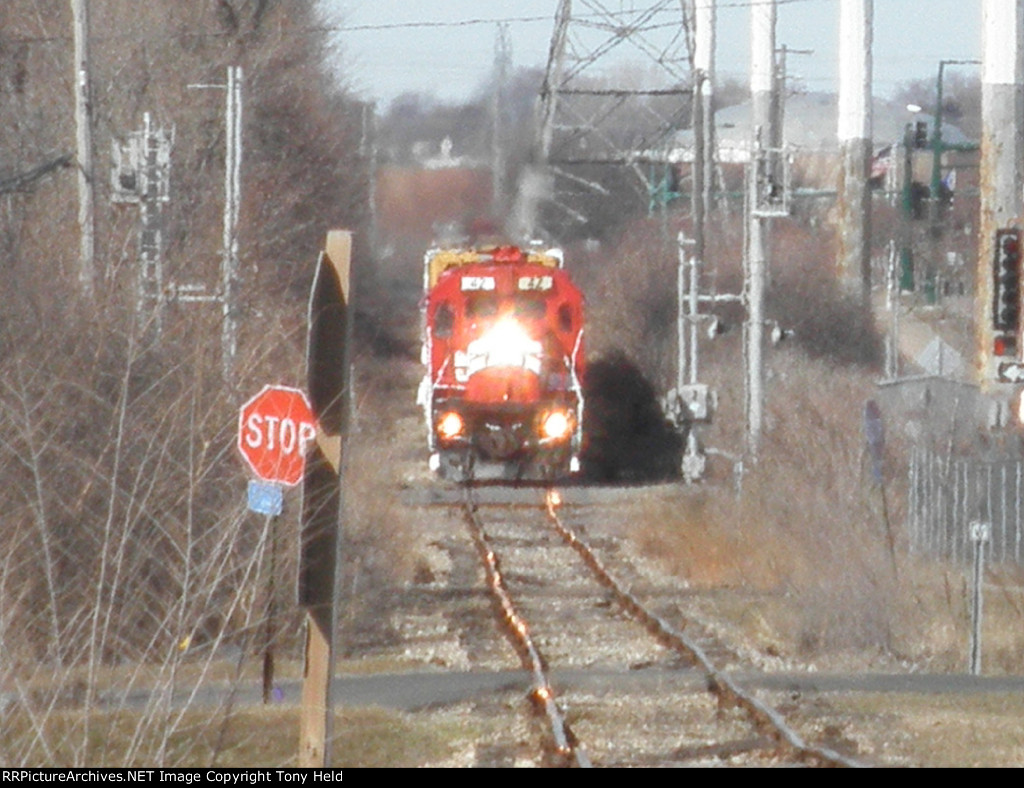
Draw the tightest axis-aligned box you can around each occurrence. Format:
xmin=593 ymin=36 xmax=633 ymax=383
xmin=908 ymin=447 xmax=1024 ymax=565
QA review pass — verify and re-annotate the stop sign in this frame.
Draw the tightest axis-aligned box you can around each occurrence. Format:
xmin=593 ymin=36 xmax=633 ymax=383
xmin=238 ymin=385 xmax=317 ymax=487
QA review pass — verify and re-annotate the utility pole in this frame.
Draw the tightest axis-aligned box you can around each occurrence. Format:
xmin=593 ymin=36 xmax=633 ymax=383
xmin=837 ymin=0 xmax=873 ymax=306
xmin=745 ymin=0 xmax=776 ymax=459
xmin=222 ymin=65 xmax=243 ymax=382
xmin=978 ymin=0 xmax=1024 ymax=395
xmin=70 ymin=0 xmax=95 ymax=300
xmin=692 ymin=0 xmax=716 ymax=267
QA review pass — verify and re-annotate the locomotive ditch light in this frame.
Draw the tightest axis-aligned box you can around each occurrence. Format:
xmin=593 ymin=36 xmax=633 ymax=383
xmin=437 ymin=411 xmax=465 ymax=441
xmin=540 ymin=409 xmax=574 ymax=442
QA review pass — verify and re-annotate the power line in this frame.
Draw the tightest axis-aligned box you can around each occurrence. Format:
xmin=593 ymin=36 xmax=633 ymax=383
xmin=4 ymin=0 xmax=831 ymax=46
xmin=0 ymin=153 xmax=72 ymax=194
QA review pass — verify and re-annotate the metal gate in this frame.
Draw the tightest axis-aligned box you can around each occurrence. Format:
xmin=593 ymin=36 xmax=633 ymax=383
xmin=908 ymin=448 xmax=1024 ymax=565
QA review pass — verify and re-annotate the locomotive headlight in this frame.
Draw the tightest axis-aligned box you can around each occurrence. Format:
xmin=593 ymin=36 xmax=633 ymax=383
xmin=540 ymin=409 xmax=574 ymax=441
xmin=437 ymin=411 xmax=465 ymax=440
xmin=468 ymin=319 xmax=543 ymax=375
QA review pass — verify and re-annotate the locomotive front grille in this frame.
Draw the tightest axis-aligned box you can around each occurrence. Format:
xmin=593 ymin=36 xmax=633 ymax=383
xmin=474 ymin=420 xmax=530 ymax=460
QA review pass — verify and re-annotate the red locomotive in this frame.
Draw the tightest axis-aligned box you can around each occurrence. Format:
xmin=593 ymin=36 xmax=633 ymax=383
xmin=418 ymin=245 xmax=586 ymax=481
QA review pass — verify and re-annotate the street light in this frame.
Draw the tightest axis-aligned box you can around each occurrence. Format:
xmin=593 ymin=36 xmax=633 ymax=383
xmin=930 ymin=59 xmax=981 ymax=221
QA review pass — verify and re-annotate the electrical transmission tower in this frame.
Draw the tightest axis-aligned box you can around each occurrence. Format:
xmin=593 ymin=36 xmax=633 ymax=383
xmin=513 ymin=0 xmax=697 ymax=242
xmin=492 ymin=22 xmax=513 ymax=218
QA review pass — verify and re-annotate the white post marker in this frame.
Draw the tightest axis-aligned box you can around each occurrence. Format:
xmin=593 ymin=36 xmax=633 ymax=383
xmin=969 ymin=521 xmax=991 ymax=676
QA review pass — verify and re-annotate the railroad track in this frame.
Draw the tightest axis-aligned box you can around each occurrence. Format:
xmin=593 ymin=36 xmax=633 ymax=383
xmin=461 ymin=486 xmax=865 ymax=768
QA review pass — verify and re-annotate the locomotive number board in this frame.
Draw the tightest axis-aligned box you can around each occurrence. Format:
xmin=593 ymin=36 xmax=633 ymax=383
xmin=518 ymin=276 xmax=554 ymax=291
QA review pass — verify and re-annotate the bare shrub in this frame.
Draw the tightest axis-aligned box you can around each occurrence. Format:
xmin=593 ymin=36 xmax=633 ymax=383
xmin=0 ymin=0 xmax=395 ymax=767
xmin=576 ymin=220 xmax=679 ymax=387
xmin=631 ymin=332 xmax=907 ymax=660
xmin=767 ymin=223 xmax=883 ymax=368
xmin=0 ymin=304 xmax=296 ymax=766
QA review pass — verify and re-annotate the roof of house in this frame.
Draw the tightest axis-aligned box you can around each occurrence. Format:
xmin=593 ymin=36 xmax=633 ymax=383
xmin=664 ymin=91 xmax=972 ymax=163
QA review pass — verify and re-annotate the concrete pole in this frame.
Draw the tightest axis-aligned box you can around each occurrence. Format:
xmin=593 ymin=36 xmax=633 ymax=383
xmin=837 ymin=0 xmax=873 ymax=306
xmin=697 ymin=0 xmax=716 ymax=220
xmin=692 ymin=0 xmax=716 ymax=265
xmin=745 ymin=0 xmax=775 ymax=458
xmin=222 ymin=66 xmax=243 ymax=382
xmin=978 ymin=0 xmax=1024 ymax=389
xmin=70 ymin=0 xmax=95 ymax=300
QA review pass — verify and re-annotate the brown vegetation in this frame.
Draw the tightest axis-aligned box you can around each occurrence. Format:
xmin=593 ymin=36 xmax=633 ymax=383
xmin=577 ymin=198 xmax=1024 ymax=674
xmin=376 ymin=167 xmax=493 ymax=252
xmin=0 ymin=0 xmax=402 ymax=767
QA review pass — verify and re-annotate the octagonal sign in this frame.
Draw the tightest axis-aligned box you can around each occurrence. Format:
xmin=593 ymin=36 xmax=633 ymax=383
xmin=238 ymin=385 xmax=317 ymax=487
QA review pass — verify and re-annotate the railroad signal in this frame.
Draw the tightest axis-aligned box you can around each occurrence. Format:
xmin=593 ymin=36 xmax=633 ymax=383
xmin=238 ymin=385 xmax=317 ymax=487
xmin=993 ymin=228 xmax=1022 ymax=358
xmin=913 ymin=120 xmax=929 ymax=149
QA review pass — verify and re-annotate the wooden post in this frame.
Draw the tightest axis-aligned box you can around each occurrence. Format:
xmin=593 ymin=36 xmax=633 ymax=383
xmin=299 ymin=231 xmax=352 ymax=767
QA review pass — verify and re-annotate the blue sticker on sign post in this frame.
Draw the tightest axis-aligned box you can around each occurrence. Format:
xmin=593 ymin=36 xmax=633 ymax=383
xmin=248 ymin=480 xmax=284 ymax=517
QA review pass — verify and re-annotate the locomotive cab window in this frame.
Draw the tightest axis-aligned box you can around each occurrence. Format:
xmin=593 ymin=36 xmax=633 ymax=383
xmin=434 ymin=302 xmax=454 ymax=338
xmin=514 ymin=295 xmax=547 ymax=322
xmin=557 ymin=303 xmax=574 ymax=334
xmin=467 ymin=295 xmax=499 ymax=320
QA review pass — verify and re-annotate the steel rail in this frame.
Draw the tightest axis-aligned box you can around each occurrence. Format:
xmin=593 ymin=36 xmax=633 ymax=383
xmin=462 ymin=489 xmax=591 ymax=768
xmin=543 ymin=490 xmax=865 ymax=769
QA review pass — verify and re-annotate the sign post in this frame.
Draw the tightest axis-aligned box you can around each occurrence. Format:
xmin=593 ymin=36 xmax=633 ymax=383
xmin=238 ymin=385 xmax=316 ymax=705
xmin=970 ymin=521 xmax=991 ymax=676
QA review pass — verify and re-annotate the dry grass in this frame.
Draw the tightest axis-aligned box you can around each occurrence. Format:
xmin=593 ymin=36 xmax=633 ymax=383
xmin=825 ymin=693 xmax=1024 ymax=767
xmin=3 ymin=706 xmax=463 ymax=768
xmin=628 ymin=346 xmax=1024 ymax=672
xmin=580 ymin=208 xmax=1024 ymax=671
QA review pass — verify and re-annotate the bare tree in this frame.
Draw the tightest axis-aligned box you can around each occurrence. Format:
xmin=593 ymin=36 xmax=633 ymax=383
xmin=0 ymin=0 xmax=373 ymax=767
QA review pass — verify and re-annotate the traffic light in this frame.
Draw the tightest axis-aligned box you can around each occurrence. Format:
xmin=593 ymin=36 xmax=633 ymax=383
xmin=914 ymin=121 xmax=929 ymax=149
xmin=993 ymin=228 xmax=1022 ymax=357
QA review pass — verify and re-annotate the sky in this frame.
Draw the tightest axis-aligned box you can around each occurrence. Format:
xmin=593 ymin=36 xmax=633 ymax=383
xmin=320 ymin=0 xmax=982 ymax=107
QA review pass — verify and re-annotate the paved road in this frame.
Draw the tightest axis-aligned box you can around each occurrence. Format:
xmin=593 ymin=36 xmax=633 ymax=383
xmin=322 ymin=669 xmax=1024 ymax=710
xmin=398 ymin=481 xmax=680 ymax=509
xmin=63 ymin=668 xmax=1024 ymax=713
